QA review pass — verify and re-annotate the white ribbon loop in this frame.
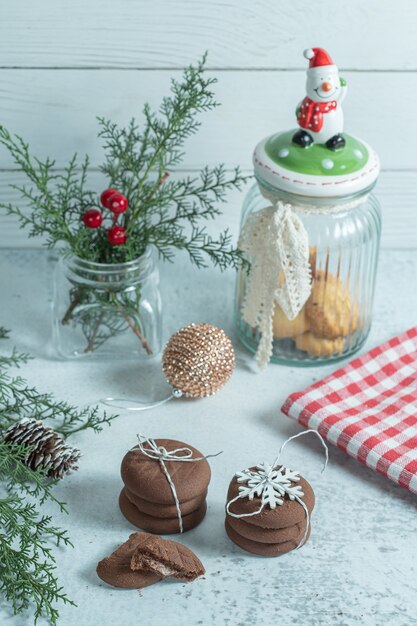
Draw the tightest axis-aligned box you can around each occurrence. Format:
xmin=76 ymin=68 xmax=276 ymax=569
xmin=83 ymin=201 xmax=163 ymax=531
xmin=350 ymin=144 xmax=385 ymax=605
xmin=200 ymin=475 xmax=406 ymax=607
xmin=239 ymin=202 xmax=311 ymax=368
xmin=275 ymin=204 xmax=312 ymax=320
xmin=100 ymin=388 xmax=183 ymax=411
xmin=136 ymin=434 xmax=222 ymax=533
xmin=273 ymin=428 xmax=329 ymax=473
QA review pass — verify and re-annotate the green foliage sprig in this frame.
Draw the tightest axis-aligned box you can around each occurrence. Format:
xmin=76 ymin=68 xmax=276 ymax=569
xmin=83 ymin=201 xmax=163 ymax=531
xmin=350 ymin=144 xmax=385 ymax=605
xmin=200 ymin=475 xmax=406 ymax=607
xmin=0 ymin=365 xmax=116 ymax=438
xmin=0 ymin=442 xmax=75 ymax=625
xmin=0 ymin=55 xmax=249 ymax=269
xmin=0 ymin=332 xmax=117 ymax=624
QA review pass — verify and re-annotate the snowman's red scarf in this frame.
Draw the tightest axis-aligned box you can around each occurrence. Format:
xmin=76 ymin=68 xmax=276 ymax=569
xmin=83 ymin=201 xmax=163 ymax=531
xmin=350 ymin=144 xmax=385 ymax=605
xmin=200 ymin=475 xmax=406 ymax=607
xmin=297 ymin=97 xmax=337 ymax=133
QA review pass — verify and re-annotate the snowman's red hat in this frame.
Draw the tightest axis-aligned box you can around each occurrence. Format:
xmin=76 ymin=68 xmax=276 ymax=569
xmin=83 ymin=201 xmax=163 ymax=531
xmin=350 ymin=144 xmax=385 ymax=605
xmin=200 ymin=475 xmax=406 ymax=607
xmin=303 ymin=48 xmax=336 ymax=72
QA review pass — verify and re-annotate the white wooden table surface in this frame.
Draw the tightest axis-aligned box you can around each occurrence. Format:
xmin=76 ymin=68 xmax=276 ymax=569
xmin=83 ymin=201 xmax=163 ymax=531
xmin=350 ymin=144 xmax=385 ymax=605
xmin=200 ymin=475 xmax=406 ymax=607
xmin=1 ymin=244 xmax=417 ymax=626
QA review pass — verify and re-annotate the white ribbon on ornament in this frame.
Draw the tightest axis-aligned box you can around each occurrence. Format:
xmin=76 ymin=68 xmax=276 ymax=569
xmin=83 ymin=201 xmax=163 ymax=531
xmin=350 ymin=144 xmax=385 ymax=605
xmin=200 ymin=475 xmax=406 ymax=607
xmin=238 ymin=196 xmax=367 ymax=368
xmin=101 ymin=388 xmax=183 ymax=411
xmin=226 ymin=429 xmax=328 ymax=549
xmin=136 ymin=434 xmax=222 ymax=533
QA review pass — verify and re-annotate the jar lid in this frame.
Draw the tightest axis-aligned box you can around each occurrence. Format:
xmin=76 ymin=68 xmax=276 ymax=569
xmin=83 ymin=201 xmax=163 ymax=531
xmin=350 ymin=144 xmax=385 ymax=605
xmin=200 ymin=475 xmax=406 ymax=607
xmin=253 ymin=48 xmax=380 ymax=198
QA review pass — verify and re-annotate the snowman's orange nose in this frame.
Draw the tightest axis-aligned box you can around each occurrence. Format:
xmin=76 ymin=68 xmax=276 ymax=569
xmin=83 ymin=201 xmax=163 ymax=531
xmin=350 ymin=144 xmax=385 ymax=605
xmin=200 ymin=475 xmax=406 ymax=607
xmin=322 ymin=81 xmax=332 ymax=92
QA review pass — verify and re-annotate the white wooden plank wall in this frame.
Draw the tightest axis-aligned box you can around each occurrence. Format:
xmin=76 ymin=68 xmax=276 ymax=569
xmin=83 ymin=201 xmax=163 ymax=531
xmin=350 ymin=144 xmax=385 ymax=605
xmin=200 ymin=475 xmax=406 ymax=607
xmin=0 ymin=0 xmax=416 ymax=249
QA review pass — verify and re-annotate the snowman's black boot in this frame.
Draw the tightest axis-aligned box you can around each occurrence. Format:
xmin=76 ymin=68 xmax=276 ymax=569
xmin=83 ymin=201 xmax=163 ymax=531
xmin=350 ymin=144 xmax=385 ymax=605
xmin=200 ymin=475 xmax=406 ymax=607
xmin=326 ymin=134 xmax=345 ymax=151
xmin=292 ymin=130 xmax=313 ymax=148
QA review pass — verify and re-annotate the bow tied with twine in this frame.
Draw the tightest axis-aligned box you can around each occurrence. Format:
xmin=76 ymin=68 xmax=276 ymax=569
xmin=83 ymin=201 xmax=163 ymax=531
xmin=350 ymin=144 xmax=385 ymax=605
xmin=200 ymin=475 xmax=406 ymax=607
xmin=137 ymin=437 xmax=196 ymax=463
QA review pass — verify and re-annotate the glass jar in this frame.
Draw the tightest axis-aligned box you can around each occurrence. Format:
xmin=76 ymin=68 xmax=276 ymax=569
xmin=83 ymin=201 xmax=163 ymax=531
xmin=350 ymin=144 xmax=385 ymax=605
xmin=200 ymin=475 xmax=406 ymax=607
xmin=235 ymin=180 xmax=381 ymax=365
xmin=52 ymin=246 xmax=162 ymax=359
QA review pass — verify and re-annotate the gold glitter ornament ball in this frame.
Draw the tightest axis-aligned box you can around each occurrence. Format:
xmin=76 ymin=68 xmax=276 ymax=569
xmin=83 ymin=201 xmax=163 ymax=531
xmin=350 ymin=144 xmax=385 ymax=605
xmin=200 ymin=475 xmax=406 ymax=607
xmin=162 ymin=323 xmax=235 ymax=398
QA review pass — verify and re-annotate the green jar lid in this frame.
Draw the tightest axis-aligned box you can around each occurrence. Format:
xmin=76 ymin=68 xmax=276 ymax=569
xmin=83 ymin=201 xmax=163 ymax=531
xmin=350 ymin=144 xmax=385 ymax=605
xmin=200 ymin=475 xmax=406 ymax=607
xmin=253 ymin=48 xmax=380 ymax=198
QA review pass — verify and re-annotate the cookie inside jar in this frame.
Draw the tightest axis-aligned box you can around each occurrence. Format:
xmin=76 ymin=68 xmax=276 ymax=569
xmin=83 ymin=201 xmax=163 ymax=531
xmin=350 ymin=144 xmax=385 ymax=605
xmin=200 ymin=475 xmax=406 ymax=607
xmin=272 ymin=248 xmax=363 ymax=361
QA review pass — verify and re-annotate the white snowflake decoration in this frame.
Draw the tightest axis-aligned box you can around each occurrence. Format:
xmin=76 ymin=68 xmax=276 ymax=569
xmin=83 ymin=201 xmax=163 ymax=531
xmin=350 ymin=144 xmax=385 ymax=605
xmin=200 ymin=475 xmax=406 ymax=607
xmin=235 ymin=462 xmax=304 ymax=509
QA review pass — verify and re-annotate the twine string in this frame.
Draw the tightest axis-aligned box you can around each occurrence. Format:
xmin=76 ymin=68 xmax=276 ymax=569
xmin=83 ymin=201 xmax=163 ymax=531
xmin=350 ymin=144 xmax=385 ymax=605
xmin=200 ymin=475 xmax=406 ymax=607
xmin=272 ymin=428 xmax=329 ymax=473
xmin=226 ymin=494 xmax=264 ymax=519
xmin=100 ymin=388 xmax=183 ymax=411
xmin=136 ymin=434 xmax=222 ymax=533
xmin=273 ymin=429 xmax=328 ymax=548
xmin=226 ymin=429 xmax=328 ymax=549
xmin=295 ymin=498 xmax=310 ymax=549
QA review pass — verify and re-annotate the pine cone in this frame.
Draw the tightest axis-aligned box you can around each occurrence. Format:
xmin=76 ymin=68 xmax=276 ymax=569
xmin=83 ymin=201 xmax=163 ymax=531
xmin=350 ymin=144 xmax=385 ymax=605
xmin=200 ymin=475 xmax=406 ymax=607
xmin=3 ymin=418 xmax=81 ymax=479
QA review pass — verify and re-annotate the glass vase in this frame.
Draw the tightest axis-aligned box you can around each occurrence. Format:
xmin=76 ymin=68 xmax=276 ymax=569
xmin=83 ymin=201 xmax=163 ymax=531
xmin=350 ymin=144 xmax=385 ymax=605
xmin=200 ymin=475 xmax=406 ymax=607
xmin=52 ymin=246 xmax=162 ymax=359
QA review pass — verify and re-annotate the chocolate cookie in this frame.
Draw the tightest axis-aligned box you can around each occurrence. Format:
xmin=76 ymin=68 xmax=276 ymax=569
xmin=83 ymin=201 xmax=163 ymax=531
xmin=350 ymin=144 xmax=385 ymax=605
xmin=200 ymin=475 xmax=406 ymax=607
xmin=131 ymin=535 xmax=205 ymax=581
xmin=121 ymin=439 xmax=211 ymax=504
xmin=227 ymin=516 xmax=306 ymax=545
xmin=124 ymin=486 xmax=208 ymax=519
xmin=96 ymin=532 xmax=161 ymax=589
xmin=119 ymin=488 xmax=207 ymax=534
xmin=225 ymin=519 xmax=311 ymax=557
xmin=226 ymin=467 xmax=315 ymax=529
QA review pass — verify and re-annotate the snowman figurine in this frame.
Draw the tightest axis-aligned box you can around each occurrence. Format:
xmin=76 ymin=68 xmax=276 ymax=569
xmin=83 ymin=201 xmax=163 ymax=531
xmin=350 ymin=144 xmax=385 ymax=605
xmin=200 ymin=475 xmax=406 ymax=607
xmin=292 ymin=48 xmax=347 ymax=151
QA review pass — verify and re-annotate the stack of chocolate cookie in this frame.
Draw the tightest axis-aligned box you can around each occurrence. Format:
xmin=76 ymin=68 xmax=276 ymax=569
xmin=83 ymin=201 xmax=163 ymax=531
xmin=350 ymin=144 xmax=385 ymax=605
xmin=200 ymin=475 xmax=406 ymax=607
xmin=119 ymin=438 xmax=211 ymax=534
xmin=225 ymin=468 xmax=315 ymax=557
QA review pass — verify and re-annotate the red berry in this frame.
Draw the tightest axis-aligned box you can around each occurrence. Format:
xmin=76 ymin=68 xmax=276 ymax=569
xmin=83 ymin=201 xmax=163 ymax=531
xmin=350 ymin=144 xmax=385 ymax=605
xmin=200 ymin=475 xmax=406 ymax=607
xmin=100 ymin=188 xmax=119 ymax=209
xmin=107 ymin=225 xmax=127 ymax=246
xmin=107 ymin=192 xmax=128 ymax=214
xmin=82 ymin=208 xmax=103 ymax=228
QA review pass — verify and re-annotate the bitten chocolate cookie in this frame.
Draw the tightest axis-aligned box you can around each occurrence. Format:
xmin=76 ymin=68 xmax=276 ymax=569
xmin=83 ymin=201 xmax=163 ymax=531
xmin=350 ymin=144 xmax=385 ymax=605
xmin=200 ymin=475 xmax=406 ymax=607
xmin=97 ymin=532 xmax=205 ymax=589
xmin=225 ymin=520 xmax=311 ymax=557
xmin=96 ymin=532 xmax=161 ymax=589
xmin=131 ymin=534 xmax=205 ymax=581
xmin=121 ymin=439 xmax=211 ymax=504
xmin=119 ymin=489 xmax=207 ymax=534
xmin=227 ymin=516 xmax=306 ymax=545
xmin=226 ymin=467 xmax=315 ymax=529
xmin=124 ymin=486 xmax=208 ymax=519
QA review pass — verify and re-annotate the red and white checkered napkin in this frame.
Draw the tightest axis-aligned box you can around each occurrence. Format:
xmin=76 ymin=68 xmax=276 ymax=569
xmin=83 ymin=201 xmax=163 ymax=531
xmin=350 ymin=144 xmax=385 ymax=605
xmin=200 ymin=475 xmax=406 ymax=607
xmin=281 ymin=327 xmax=417 ymax=495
